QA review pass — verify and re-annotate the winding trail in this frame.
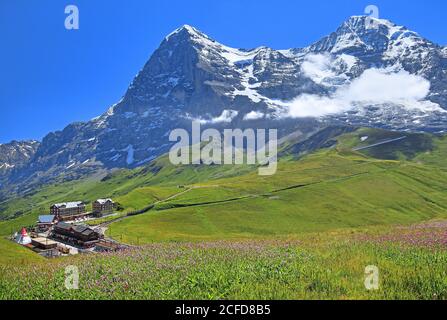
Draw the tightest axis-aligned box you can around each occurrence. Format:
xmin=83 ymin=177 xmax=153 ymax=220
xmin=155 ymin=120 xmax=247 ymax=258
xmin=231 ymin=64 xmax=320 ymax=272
xmin=353 ymin=136 xmax=407 ymax=151
xmin=97 ymin=185 xmax=223 ymax=237
xmin=99 ymin=170 xmax=375 ymax=237
xmin=98 ymin=187 xmax=194 ymax=228
xmin=96 ymin=158 xmax=407 ymax=244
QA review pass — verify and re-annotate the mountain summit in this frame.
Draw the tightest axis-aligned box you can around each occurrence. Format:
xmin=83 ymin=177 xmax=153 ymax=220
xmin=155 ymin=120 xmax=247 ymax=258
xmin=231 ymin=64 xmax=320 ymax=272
xmin=308 ymin=16 xmax=423 ymax=55
xmin=165 ymin=24 xmax=213 ymax=42
xmin=2 ymin=16 xmax=447 ymax=197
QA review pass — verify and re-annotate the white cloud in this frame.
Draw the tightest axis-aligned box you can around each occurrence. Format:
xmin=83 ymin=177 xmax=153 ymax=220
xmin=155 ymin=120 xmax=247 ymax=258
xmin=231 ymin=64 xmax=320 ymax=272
xmin=187 ymin=109 xmax=239 ymax=124
xmin=301 ymin=53 xmax=357 ymax=87
xmin=340 ymin=69 xmax=431 ymax=103
xmin=284 ymin=68 xmax=444 ymax=118
xmin=339 ymin=54 xmax=357 ymax=70
xmin=210 ymin=110 xmax=239 ymax=123
xmin=285 ymin=95 xmax=351 ymax=118
xmin=301 ymin=53 xmax=336 ymax=84
xmin=243 ymin=111 xmax=265 ymax=120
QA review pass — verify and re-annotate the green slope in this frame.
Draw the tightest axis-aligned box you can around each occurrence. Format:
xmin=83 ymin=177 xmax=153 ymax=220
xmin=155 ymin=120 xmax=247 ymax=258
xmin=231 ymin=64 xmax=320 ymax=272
xmin=0 ymin=153 xmax=255 ymax=235
xmin=336 ymin=127 xmax=435 ymax=160
xmin=108 ymin=149 xmax=447 ymax=243
xmin=0 ymin=238 xmax=44 ymax=265
xmin=2 ymin=232 xmax=447 ymax=299
xmin=1 ymin=127 xmax=446 ymax=246
xmin=1 ymin=127 xmax=447 ymax=299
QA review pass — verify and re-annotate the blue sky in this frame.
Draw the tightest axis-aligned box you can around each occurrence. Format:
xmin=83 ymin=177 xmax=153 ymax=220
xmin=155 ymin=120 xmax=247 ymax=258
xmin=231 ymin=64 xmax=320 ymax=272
xmin=1 ymin=0 xmax=446 ymax=143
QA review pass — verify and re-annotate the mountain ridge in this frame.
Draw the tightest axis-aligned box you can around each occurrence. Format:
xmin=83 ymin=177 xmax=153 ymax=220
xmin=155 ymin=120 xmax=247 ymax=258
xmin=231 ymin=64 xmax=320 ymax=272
xmin=0 ymin=140 xmax=39 ymax=175
xmin=2 ymin=15 xmax=447 ymax=198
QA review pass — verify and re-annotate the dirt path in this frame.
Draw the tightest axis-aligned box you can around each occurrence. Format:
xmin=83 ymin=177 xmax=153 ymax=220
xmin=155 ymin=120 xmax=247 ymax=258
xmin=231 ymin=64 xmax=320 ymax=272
xmin=99 ymin=162 xmax=401 ymax=241
xmin=353 ymin=136 xmax=407 ymax=151
xmin=97 ymin=186 xmax=199 ymax=236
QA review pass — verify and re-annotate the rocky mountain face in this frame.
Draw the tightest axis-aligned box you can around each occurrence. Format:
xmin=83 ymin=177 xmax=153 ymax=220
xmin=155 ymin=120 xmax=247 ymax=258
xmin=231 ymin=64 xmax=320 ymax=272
xmin=0 ymin=141 xmax=39 ymax=173
xmin=0 ymin=141 xmax=39 ymax=189
xmin=2 ymin=16 xmax=447 ymax=196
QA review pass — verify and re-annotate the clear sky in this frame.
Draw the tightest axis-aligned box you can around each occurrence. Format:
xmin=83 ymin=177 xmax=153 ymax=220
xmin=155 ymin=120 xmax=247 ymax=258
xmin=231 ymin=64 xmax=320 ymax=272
xmin=1 ymin=0 xmax=446 ymax=143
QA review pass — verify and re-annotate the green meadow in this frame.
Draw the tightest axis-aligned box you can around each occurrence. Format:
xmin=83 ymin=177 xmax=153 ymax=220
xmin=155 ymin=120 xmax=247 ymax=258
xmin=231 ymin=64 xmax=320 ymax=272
xmin=2 ymin=227 xmax=447 ymax=300
xmin=108 ymin=151 xmax=447 ymax=243
xmin=1 ymin=127 xmax=447 ymax=299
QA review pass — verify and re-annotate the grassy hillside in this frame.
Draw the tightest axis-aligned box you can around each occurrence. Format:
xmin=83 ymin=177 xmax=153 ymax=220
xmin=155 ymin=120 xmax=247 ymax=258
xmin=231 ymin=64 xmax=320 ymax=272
xmin=108 ymin=149 xmax=447 ymax=243
xmin=1 ymin=127 xmax=447 ymax=300
xmin=2 ymin=223 xmax=447 ymax=299
xmin=0 ymin=238 xmax=44 ymax=265
xmin=1 ymin=127 xmax=446 ymax=244
xmin=0 ymin=154 xmax=254 ymax=235
xmin=336 ymin=127 xmax=436 ymax=160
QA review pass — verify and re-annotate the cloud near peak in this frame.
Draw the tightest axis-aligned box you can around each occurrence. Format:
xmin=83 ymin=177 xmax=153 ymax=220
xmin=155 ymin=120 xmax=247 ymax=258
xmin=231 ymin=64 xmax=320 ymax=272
xmin=284 ymin=67 xmax=444 ymax=118
xmin=186 ymin=109 xmax=239 ymax=124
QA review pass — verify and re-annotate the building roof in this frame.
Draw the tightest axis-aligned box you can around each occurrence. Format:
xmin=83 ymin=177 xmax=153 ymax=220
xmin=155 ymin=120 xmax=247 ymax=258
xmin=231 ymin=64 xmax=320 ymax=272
xmin=73 ymin=225 xmax=96 ymax=236
xmin=51 ymin=201 xmax=84 ymax=209
xmin=38 ymin=215 xmax=56 ymax=223
xmin=95 ymin=198 xmax=114 ymax=204
xmin=54 ymin=222 xmax=73 ymax=231
xmin=32 ymin=237 xmax=58 ymax=245
xmin=73 ymin=225 xmax=89 ymax=233
xmin=54 ymin=222 xmax=98 ymax=238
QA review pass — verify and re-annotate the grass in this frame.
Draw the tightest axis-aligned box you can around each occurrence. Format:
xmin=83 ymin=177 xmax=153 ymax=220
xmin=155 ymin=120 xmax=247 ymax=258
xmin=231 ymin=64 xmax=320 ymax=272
xmin=414 ymin=134 xmax=447 ymax=169
xmin=336 ymin=127 xmax=435 ymax=160
xmin=114 ymin=186 xmax=181 ymax=212
xmin=107 ymin=150 xmax=447 ymax=243
xmin=1 ymin=128 xmax=445 ymax=240
xmin=0 ymin=238 xmax=44 ymax=266
xmin=2 ymin=224 xmax=447 ymax=299
xmin=2 ymin=129 xmax=447 ymax=245
xmin=0 ymin=127 xmax=447 ymax=299
xmin=0 ymin=152 xmax=254 ymax=229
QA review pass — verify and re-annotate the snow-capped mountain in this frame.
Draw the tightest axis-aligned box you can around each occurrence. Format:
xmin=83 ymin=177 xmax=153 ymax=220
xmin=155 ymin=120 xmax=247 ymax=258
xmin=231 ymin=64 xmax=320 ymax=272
xmin=0 ymin=140 xmax=39 ymax=189
xmin=306 ymin=16 xmax=447 ymax=105
xmin=3 ymin=16 xmax=447 ymax=194
xmin=0 ymin=141 xmax=39 ymax=172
